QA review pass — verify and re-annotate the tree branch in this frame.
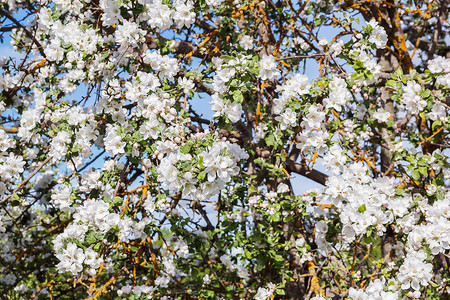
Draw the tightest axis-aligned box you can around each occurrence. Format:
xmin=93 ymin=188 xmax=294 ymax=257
xmin=0 ymin=127 xmax=18 ymax=133
xmin=0 ymin=156 xmax=52 ymax=205
xmin=0 ymin=7 xmax=46 ymax=58
xmin=285 ymin=159 xmax=328 ymax=186
xmin=194 ymin=20 xmax=217 ymax=33
xmin=146 ymin=36 xmax=206 ymax=59
xmin=0 ymin=25 xmax=16 ymax=32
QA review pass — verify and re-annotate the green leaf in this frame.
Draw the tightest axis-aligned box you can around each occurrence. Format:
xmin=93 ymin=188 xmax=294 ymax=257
xmin=60 ymin=40 xmax=73 ymax=51
xmin=51 ymin=9 xmax=62 ymax=21
xmin=12 ymin=192 xmax=20 ymax=201
xmin=86 ymin=234 xmax=96 ymax=245
xmin=276 ymin=288 xmax=286 ymax=295
xmin=386 ymin=80 xmax=396 ymax=87
xmin=156 ymin=194 xmax=167 ymax=201
xmin=365 ymin=227 xmax=373 ymax=238
xmin=93 ymin=242 xmax=102 ymax=252
xmin=411 ymin=169 xmax=421 ymax=181
xmin=432 ymin=120 xmax=442 ymax=131
xmin=180 ymin=144 xmax=192 ymax=154
xmin=395 ymin=189 xmax=405 ymax=196
xmin=429 ymin=281 xmax=440 ymax=288
xmin=113 ymin=196 xmax=123 ymax=206
xmin=74 ymin=240 xmax=87 ymax=250
xmin=273 ymin=253 xmax=284 ymax=262
xmin=363 ymin=234 xmax=372 ymax=244
xmin=179 ymin=160 xmax=192 ymax=172
xmin=100 ymin=50 xmax=110 ymax=61
xmin=424 ymin=244 xmax=431 ymax=259
xmin=232 ymin=90 xmax=243 ymax=103
xmin=198 ymin=171 xmax=206 ymax=181
xmin=106 ymin=233 xmax=118 ymax=243
xmin=418 ymin=166 xmax=428 ymax=176
xmin=420 ymin=89 xmax=431 ymax=98
xmin=357 ymin=204 xmax=366 ymax=213
xmin=133 ymin=131 xmax=144 ymax=142
xmin=265 ymin=134 xmax=275 ymax=146
xmin=229 ymin=79 xmax=239 ymax=87
xmin=220 ymin=55 xmax=234 ymax=62
xmin=270 ymin=212 xmax=281 ymax=222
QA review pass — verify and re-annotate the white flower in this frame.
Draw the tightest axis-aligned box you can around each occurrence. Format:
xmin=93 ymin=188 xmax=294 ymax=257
xmin=295 ymin=237 xmax=306 ymax=248
xmin=428 ymin=102 xmax=447 ymax=122
xmin=315 ymin=221 xmax=329 ymax=233
xmin=84 ymin=248 xmax=102 ymax=269
xmin=51 ymin=185 xmax=73 ymax=211
xmin=162 ymin=257 xmax=177 ymax=276
xmin=373 ymin=109 xmax=391 ymax=123
xmin=1 ymin=153 xmax=26 ymax=181
xmin=236 ymin=265 xmax=250 ymax=280
xmin=324 ymin=76 xmax=350 ymax=111
xmin=203 ymin=274 xmax=211 ymax=284
xmin=330 ymin=40 xmax=344 ymax=57
xmin=342 ymin=225 xmax=356 ymax=241
xmin=0 ymin=274 xmax=16 ymax=285
xmin=426 ymin=184 xmax=437 ymax=195
xmin=220 ymin=254 xmax=234 ymax=271
xmin=154 ymin=275 xmax=170 ymax=288
xmin=56 ymin=243 xmax=85 ymax=275
xmin=147 ymin=0 xmax=174 ymax=31
xmin=104 ymin=125 xmax=125 ymax=156
xmin=259 ymin=54 xmax=280 ymax=81
xmin=209 ymin=95 xmax=242 ymax=123
xmin=115 ymin=20 xmax=144 ymax=47
xmin=0 ymin=128 xmax=14 ymax=152
xmin=100 ymin=0 xmax=121 ymax=26
xmin=277 ymin=73 xmax=311 ymax=101
xmin=319 ymin=37 xmax=328 ymax=46
xmin=255 ymin=123 xmax=268 ymax=142
xmin=79 ymin=169 xmax=102 ymax=192
xmin=367 ymin=19 xmax=388 ymax=49
xmin=44 ymin=39 xmax=64 ymax=62
xmin=173 ymin=2 xmax=196 ymax=29
xmin=49 ymin=130 xmax=71 ymax=160
xmin=143 ymin=194 xmax=156 ymax=213
xmin=239 ymin=35 xmax=253 ymax=50
xmin=428 ymin=56 xmax=450 ymax=73
xmin=179 ymin=77 xmax=195 ymax=94
xmin=402 ymin=81 xmax=427 ymax=114
xmin=277 ymin=183 xmax=289 ymax=193
xmin=255 ymin=284 xmax=275 ymax=300
xmin=398 ymin=251 xmax=432 ymax=291
xmin=206 ymin=0 xmax=225 ymax=7
xmin=275 ymin=107 xmax=297 ymax=130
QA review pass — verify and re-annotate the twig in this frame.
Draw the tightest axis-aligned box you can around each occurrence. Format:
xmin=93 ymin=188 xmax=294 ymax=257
xmin=0 ymin=156 xmax=52 ymax=205
xmin=0 ymin=7 xmax=46 ymax=58
xmin=277 ymin=53 xmax=327 ymax=61
xmin=0 ymin=127 xmax=18 ymax=133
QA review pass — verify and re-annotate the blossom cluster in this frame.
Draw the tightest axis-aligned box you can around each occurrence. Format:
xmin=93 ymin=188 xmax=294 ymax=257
xmin=158 ymin=137 xmax=248 ymax=200
xmin=321 ymin=152 xmax=450 ymax=293
xmin=0 ymin=0 xmax=449 ymax=299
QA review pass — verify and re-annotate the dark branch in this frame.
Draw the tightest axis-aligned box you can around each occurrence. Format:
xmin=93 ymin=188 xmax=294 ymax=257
xmin=0 ymin=25 xmax=16 ymax=32
xmin=285 ymin=159 xmax=329 ymax=186
xmin=0 ymin=8 xmax=46 ymax=58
